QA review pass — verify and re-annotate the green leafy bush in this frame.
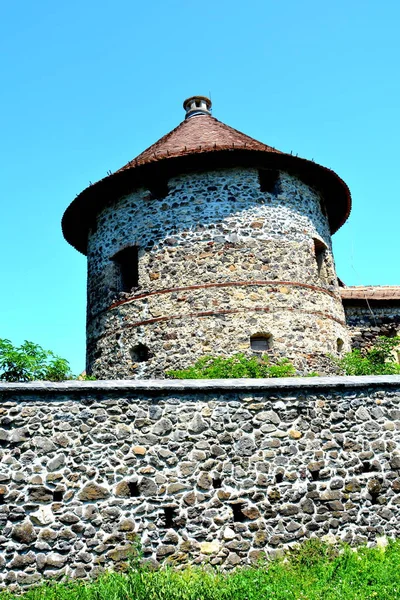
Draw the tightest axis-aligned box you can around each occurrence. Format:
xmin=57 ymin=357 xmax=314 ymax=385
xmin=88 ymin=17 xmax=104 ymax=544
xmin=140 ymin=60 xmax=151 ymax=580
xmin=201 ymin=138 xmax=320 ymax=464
xmin=167 ymin=353 xmax=296 ymax=379
xmin=338 ymin=336 xmax=400 ymax=376
xmin=0 ymin=339 xmax=72 ymax=382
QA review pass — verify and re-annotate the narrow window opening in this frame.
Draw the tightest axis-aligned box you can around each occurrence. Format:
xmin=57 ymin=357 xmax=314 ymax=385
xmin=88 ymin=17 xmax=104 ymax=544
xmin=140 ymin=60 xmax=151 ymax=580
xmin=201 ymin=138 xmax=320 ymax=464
xmin=231 ymin=503 xmax=246 ymax=523
xmin=310 ymin=470 xmax=320 ymax=481
xmin=337 ymin=338 xmax=344 ymax=354
xmin=275 ymin=472 xmax=284 ymax=484
xmin=370 ymin=493 xmax=379 ymax=505
xmin=53 ymin=491 xmax=63 ymax=502
xmin=313 ymin=239 xmax=327 ymax=279
xmin=128 ymin=482 xmax=140 ymax=497
xmin=212 ymin=478 xmax=222 ymax=489
xmin=258 ymin=169 xmax=279 ymax=194
xmin=163 ymin=507 xmax=176 ymax=528
xmin=130 ymin=343 xmax=150 ymax=363
xmin=112 ymin=246 xmax=139 ymax=293
xmin=250 ymin=334 xmax=273 ymax=352
xmin=148 ymin=179 xmax=169 ymax=200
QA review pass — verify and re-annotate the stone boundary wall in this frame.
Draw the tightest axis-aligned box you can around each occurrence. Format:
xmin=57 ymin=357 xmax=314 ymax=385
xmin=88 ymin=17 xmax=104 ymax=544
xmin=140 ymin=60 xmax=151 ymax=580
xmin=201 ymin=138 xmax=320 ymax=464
xmin=1 ymin=376 xmax=400 ymax=589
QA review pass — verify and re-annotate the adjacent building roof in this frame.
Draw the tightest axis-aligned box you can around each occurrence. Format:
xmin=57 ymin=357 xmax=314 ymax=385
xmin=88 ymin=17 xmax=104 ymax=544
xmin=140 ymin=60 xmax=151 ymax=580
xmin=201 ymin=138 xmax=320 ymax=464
xmin=62 ymin=96 xmax=352 ymax=254
xmin=341 ymin=286 xmax=400 ymax=302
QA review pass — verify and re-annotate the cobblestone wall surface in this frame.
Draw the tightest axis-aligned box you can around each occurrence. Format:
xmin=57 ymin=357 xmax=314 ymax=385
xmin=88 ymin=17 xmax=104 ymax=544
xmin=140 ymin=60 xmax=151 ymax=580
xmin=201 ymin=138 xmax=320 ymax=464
xmin=344 ymin=304 xmax=400 ymax=351
xmin=86 ymin=168 xmax=349 ymax=378
xmin=1 ymin=376 xmax=400 ymax=589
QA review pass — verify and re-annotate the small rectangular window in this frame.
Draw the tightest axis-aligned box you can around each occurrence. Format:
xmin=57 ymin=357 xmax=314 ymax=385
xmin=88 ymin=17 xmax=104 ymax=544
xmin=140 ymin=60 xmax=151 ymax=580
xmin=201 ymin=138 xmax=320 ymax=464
xmin=258 ymin=169 xmax=279 ymax=194
xmin=148 ymin=178 xmax=169 ymax=200
xmin=112 ymin=246 xmax=139 ymax=292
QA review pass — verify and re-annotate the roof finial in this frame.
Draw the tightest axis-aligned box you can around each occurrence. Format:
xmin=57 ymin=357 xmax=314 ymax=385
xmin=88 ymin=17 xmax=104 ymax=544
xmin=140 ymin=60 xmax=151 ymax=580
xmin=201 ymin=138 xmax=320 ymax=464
xmin=183 ymin=96 xmax=212 ymax=119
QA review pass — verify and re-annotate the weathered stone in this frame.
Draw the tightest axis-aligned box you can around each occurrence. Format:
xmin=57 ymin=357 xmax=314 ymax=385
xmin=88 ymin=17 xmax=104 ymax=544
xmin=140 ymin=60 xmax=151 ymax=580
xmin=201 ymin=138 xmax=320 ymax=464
xmin=79 ymin=483 xmax=109 ymax=501
xmin=355 ymin=407 xmax=370 ymax=421
xmin=345 ymin=479 xmax=362 ymax=493
xmin=288 ymin=429 xmax=302 ymax=439
xmin=11 ymin=520 xmax=37 ymax=544
xmin=156 ymin=545 xmax=176 ymax=557
xmin=223 ymin=527 xmax=236 ymax=540
xmin=107 ymin=546 xmax=131 ymax=561
xmin=280 ymin=504 xmax=299 ymax=516
xmin=168 ymin=482 xmax=189 ymax=494
xmin=200 ymin=541 xmax=219 ymax=554
xmin=115 ymin=481 xmax=130 ymax=498
xmin=47 ymin=454 xmax=66 ymax=472
xmin=242 ymin=506 xmax=260 ymax=520
xmin=235 ymin=435 xmax=256 ymax=456
xmin=188 ymin=415 xmax=208 ymax=434
xmin=183 ymin=491 xmax=196 ymax=505
xmin=45 ymin=552 xmax=67 ymax=569
xmin=28 ymin=486 xmax=53 ymax=503
xmin=59 ymin=512 xmax=80 ymax=524
xmin=390 ymin=456 xmax=400 ymax=470
xmin=30 ymin=506 xmax=54 ymax=526
xmin=152 ymin=418 xmax=173 ymax=436
xmin=197 ymin=472 xmax=212 ymax=490
xmin=133 ymin=446 xmax=147 ymax=455
xmin=139 ymin=477 xmax=158 ymax=497
xmin=9 ymin=551 xmax=36 ymax=568
xmin=118 ymin=519 xmax=135 ymax=532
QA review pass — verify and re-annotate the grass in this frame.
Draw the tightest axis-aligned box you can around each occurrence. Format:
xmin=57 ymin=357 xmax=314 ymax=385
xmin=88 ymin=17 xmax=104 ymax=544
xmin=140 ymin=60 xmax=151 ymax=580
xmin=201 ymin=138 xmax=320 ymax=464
xmin=2 ymin=539 xmax=400 ymax=599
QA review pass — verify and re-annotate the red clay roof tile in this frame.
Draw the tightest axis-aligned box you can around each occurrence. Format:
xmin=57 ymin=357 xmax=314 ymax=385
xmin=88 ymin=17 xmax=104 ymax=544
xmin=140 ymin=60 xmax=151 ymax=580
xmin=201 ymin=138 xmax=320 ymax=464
xmin=117 ymin=114 xmax=281 ymax=172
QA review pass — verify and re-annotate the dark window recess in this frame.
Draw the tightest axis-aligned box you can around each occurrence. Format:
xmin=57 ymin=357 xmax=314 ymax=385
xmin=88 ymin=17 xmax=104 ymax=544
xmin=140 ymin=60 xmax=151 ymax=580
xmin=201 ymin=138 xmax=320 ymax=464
xmin=128 ymin=482 xmax=140 ymax=497
xmin=163 ymin=507 xmax=176 ymax=528
xmin=310 ymin=470 xmax=320 ymax=482
xmin=231 ymin=503 xmax=246 ymax=523
xmin=130 ymin=343 xmax=150 ymax=363
xmin=53 ymin=491 xmax=63 ymax=502
xmin=258 ymin=169 xmax=279 ymax=194
xmin=212 ymin=477 xmax=222 ymax=489
xmin=0 ymin=495 xmax=5 ymax=505
xmin=313 ymin=239 xmax=327 ymax=278
xmin=337 ymin=338 xmax=344 ymax=354
xmin=250 ymin=334 xmax=272 ymax=352
xmin=148 ymin=179 xmax=169 ymax=200
xmin=112 ymin=246 xmax=139 ymax=293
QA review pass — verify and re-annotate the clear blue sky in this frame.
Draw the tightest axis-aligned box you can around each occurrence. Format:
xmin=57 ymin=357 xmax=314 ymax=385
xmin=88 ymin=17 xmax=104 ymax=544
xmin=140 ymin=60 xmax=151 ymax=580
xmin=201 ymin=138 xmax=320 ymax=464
xmin=1 ymin=0 xmax=399 ymax=374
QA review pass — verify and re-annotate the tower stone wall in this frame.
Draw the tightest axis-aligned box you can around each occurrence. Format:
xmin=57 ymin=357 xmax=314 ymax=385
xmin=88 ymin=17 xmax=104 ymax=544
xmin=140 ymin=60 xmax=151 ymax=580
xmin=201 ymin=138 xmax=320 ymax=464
xmin=87 ymin=168 xmax=349 ymax=379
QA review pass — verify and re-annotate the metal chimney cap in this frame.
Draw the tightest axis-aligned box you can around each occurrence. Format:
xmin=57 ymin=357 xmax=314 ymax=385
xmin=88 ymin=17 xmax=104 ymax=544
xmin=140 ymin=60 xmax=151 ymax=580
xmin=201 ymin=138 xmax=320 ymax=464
xmin=183 ymin=96 xmax=212 ymax=119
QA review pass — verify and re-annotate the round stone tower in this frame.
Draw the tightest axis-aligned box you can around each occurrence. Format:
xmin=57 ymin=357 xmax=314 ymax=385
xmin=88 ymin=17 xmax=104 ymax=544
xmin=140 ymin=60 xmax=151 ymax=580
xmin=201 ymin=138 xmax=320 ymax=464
xmin=62 ymin=96 xmax=352 ymax=379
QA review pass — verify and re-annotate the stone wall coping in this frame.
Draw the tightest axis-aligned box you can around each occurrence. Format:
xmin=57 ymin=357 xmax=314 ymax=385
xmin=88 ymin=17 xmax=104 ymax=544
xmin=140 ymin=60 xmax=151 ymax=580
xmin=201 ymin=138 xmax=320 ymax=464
xmin=1 ymin=375 xmax=400 ymax=395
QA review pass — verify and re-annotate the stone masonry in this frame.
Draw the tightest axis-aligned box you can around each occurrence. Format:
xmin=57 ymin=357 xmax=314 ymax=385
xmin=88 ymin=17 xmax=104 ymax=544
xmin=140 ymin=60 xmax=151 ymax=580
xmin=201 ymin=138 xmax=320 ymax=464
xmin=86 ymin=168 xmax=349 ymax=379
xmin=1 ymin=376 xmax=400 ymax=589
xmin=62 ymin=95 xmax=353 ymax=380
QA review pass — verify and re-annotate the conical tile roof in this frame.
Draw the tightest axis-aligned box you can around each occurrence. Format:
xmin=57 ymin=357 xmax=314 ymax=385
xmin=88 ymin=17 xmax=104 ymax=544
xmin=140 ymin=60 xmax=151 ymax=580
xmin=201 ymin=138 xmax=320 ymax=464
xmin=62 ymin=99 xmax=351 ymax=254
xmin=117 ymin=113 xmax=282 ymax=172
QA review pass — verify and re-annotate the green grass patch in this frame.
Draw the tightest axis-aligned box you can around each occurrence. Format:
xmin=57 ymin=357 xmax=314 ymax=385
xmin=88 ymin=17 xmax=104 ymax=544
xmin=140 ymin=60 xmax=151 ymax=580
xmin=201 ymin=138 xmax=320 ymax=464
xmin=3 ymin=539 xmax=400 ymax=599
